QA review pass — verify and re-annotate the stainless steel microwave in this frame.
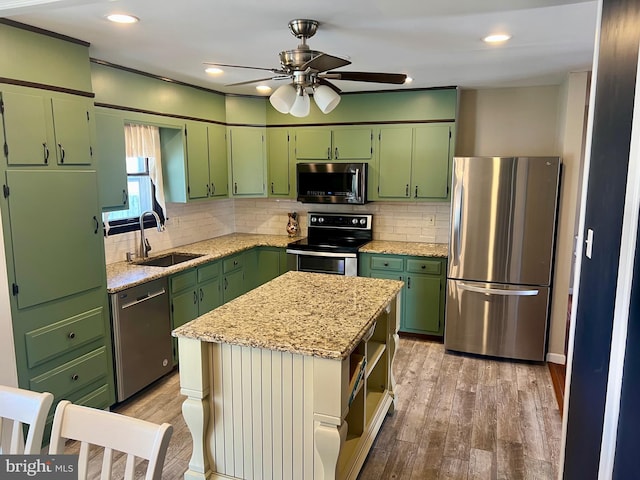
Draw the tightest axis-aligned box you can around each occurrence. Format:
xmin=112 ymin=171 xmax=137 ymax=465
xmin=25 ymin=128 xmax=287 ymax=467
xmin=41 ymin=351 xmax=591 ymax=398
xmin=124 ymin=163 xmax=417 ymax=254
xmin=296 ymin=162 xmax=368 ymax=204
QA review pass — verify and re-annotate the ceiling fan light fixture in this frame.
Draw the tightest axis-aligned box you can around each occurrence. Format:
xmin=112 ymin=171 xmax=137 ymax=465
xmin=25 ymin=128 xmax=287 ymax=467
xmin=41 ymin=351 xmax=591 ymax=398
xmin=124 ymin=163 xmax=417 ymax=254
xmin=269 ymin=83 xmax=297 ymax=113
xmin=289 ymin=87 xmax=311 ymax=117
xmin=313 ymin=85 xmax=341 ymax=114
xmin=106 ymin=14 xmax=139 ymax=24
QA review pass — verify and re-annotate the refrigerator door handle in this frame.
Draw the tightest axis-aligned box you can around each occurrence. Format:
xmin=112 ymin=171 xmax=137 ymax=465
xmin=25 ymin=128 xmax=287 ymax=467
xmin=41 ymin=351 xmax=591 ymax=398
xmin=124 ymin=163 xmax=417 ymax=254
xmin=459 ymin=283 xmax=539 ymax=296
xmin=451 ymin=177 xmax=463 ymax=267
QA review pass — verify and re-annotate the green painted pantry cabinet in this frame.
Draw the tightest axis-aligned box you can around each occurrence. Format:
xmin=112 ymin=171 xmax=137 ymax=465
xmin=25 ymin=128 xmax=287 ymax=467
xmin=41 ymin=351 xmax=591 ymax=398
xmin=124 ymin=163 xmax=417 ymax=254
xmin=359 ymin=253 xmax=446 ymax=336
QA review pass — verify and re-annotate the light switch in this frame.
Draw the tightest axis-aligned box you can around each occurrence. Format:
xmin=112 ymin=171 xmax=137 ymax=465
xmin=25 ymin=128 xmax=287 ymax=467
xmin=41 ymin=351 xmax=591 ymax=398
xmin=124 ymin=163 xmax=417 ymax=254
xmin=585 ymin=228 xmax=594 ymax=259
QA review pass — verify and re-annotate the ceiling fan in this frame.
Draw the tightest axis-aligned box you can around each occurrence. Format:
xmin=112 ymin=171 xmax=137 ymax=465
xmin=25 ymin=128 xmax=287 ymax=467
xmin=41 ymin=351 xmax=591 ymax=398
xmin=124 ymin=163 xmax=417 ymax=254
xmin=204 ymin=19 xmax=408 ymax=117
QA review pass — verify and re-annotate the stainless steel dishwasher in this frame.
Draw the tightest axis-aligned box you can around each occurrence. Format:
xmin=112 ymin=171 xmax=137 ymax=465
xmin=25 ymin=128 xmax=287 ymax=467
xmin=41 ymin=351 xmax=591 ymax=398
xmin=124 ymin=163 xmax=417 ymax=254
xmin=110 ymin=277 xmax=173 ymax=402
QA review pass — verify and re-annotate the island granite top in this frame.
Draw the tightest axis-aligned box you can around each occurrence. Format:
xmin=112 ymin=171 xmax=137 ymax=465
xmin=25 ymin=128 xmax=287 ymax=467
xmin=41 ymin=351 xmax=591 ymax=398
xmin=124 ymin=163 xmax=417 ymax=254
xmin=172 ymin=271 xmax=403 ymax=360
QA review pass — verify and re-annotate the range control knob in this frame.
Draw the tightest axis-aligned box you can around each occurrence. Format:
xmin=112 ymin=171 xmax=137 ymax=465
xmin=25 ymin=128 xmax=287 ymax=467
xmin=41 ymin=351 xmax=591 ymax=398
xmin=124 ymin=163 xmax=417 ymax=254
xmin=352 ymin=218 xmax=359 ymax=225
xmin=318 ymin=217 xmax=324 ymax=223
xmin=310 ymin=217 xmax=317 ymax=223
xmin=360 ymin=218 xmax=367 ymax=225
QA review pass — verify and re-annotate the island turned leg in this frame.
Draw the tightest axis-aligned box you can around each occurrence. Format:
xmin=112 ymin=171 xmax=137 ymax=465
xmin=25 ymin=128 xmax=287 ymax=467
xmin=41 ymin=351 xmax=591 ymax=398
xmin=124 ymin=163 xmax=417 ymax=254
xmin=315 ymin=420 xmax=347 ymax=480
xmin=178 ymin=337 xmax=212 ymax=480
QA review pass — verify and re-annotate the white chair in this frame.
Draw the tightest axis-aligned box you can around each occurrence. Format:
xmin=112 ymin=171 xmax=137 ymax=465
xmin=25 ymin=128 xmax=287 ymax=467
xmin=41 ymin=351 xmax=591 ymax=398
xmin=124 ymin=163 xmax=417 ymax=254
xmin=0 ymin=385 xmax=54 ymax=454
xmin=49 ymin=400 xmax=173 ymax=480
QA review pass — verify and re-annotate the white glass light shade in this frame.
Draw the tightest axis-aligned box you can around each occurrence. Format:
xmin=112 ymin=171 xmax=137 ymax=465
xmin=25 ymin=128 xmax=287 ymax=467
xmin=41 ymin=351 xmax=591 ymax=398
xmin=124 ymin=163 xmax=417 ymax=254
xmin=289 ymin=89 xmax=311 ymax=117
xmin=269 ymin=84 xmax=297 ymax=114
xmin=313 ymin=85 xmax=341 ymax=114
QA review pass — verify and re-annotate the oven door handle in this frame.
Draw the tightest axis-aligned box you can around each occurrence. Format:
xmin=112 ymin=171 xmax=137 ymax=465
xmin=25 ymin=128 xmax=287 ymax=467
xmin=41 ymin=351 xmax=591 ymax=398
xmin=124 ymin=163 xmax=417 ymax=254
xmin=286 ymin=249 xmax=358 ymax=258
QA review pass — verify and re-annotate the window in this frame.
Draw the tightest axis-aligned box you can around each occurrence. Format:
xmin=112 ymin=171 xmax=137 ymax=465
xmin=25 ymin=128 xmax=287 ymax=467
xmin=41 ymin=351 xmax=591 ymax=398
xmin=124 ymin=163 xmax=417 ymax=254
xmin=103 ymin=124 xmax=167 ymax=235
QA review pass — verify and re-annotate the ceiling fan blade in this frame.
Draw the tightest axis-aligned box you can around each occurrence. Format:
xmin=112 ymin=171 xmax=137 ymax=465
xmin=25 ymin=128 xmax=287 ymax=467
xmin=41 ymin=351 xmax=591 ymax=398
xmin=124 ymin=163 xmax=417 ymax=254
xmin=325 ymin=71 xmax=408 ymax=84
xmin=204 ymin=62 xmax=285 ymax=74
xmin=226 ymin=76 xmax=282 ymax=87
xmin=301 ymin=53 xmax=351 ymax=73
xmin=317 ymin=77 xmax=342 ymax=94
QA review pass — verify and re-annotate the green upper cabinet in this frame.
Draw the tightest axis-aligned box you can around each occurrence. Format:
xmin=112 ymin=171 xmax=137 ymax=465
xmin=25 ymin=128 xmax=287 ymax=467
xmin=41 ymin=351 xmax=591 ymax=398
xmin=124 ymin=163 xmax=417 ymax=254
xmin=186 ymin=121 xmax=228 ymax=200
xmin=0 ymin=91 xmax=94 ymax=167
xmin=95 ymin=112 xmax=128 ymax=211
xmin=374 ymin=122 xmax=454 ymax=201
xmin=208 ymin=124 xmax=228 ymax=197
xmin=50 ymin=97 xmax=93 ymax=165
xmin=295 ymin=127 xmax=373 ymax=161
xmin=229 ymin=126 xmax=266 ymax=197
xmin=267 ymin=128 xmax=291 ymax=197
xmin=5 ymin=169 xmax=104 ymax=309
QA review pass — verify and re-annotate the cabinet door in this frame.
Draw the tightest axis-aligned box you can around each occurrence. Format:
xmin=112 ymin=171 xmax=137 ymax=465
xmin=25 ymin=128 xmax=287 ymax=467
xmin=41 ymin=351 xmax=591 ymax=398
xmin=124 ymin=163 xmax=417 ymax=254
xmin=412 ymin=124 xmax=451 ymax=199
xmin=295 ymin=128 xmax=331 ymax=159
xmin=377 ymin=127 xmax=413 ymax=198
xmin=229 ymin=127 xmax=265 ymax=196
xmin=0 ymin=91 xmax=50 ymax=165
xmin=255 ymin=248 xmax=282 ymax=286
xmin=223 ymin=269 xmax=244 ymax=303
xmin=6 ymin=170 xmax=104 ymax=309
xmin=267 ymin=128 xmax=290 ymax=196
xmin=332 ymin=128 xmax=372 ymax=160
xmin=404 ymin=274 xmax=442 ymax=334
xmin=198 ymin=278 xmax=222 ymax=314
xmin=95 ymin=112 xmax=128 ymax=211
xmin=171 ymin=289 xmax=199 ymax=329
xmin=51 ymin=97 xmax=93 ymax=165
xmin=186 ymin=122 xmax=210 ymax=200
xmin=208 ymin=124 xmax=228 ymax=197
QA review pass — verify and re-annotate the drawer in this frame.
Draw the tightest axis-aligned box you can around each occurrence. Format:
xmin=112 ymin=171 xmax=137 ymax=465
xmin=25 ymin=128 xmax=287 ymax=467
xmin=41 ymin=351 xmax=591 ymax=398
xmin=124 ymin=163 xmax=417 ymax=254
xmin=30 ymin=347 xmax=109 ymax=400
xmin=197 ymin=261 xmax=221 ymax=283
xmin=223 ymin=254 xmax=243 ymax=273
xmin=171 ymin=268 xmax=197 ymax=294
xmin=25 ymin=307 xmax=104 ymax=368
xmin=370 ymin=256 xmax=404 ymax=272
xmin=74 ymin=383 xmax=112 ymax=410
xmin=406 ymin=258 xmax=442 ymax=275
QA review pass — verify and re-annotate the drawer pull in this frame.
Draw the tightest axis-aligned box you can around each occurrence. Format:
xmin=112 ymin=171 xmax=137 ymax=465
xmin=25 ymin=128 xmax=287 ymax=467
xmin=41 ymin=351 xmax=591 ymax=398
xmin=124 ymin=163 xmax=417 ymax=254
xmin=421 ymin=265 xmax=426 ymax=269
xmin=71 ymin=374 xmax=79 ymax=381
xmin=384 ymin=262 xmax=389 ymax=267
xmin=68 ymin=332 xmax=76 ymax=340
xmin=233 ymin=260 xmax=238 ymax=266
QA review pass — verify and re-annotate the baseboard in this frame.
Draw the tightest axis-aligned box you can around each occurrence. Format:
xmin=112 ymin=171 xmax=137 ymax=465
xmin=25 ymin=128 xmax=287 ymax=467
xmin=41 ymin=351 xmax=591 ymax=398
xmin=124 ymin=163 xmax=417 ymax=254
xmin=546 ymin=352 xmax=566 ymax=364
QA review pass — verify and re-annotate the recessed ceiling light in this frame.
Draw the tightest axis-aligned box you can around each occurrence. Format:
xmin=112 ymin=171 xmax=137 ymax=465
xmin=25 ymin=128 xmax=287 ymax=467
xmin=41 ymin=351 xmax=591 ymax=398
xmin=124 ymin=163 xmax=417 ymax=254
xmin=205 ymin=67 xmax=224 ymax=75
xmin=256 ymin=85 xmax=272 ymax=94
xmin=404 ymin=76 xmax=413 ymax=84
xmin=106 ymin=14 xmax=139 ymax=24
xmin=483 ymin=33 xmax=512 ymax=44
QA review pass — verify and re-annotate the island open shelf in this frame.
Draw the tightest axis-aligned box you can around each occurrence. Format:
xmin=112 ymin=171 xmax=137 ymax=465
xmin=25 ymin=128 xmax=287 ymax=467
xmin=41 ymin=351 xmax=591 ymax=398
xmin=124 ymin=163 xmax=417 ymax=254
xmin=173 ymin=271 xmax=402 ymax=480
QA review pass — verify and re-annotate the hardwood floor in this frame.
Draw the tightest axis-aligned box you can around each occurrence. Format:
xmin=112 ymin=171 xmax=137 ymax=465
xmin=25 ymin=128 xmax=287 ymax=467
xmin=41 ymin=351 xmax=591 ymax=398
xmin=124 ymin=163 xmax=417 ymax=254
xmin=65 ymin=337 xmax=562 ymax=479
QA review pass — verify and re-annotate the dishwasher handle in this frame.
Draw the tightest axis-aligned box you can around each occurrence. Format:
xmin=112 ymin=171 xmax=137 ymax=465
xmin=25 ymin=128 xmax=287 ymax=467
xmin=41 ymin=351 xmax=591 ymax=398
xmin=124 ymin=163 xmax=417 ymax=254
xmin=121 ymin=288 xmax=167 ymax=309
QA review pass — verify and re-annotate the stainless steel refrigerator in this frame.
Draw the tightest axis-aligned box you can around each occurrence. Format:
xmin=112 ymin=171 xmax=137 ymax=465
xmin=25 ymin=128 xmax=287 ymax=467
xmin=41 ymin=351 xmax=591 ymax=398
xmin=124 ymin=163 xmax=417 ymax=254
xmin=445 ymin=156 xmax=561 ymax=361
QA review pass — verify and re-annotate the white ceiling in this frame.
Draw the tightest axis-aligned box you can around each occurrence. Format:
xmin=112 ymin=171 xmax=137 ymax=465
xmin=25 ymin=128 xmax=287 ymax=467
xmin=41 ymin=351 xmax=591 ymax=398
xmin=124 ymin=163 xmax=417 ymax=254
xmin=1 ymin=0 xmax=598 ymax=96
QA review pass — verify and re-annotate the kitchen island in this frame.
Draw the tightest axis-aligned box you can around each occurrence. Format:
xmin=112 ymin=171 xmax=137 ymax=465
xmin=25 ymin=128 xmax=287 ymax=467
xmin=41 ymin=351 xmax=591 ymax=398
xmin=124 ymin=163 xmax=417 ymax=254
xmin=172 ymin=271 xmax=403 ymax=480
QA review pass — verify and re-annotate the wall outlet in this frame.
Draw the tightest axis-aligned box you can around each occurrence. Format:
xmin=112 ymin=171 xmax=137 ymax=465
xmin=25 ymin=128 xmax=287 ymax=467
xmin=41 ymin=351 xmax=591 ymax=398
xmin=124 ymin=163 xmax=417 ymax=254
xmin=425 ymin=214 xmax=435 ymax=226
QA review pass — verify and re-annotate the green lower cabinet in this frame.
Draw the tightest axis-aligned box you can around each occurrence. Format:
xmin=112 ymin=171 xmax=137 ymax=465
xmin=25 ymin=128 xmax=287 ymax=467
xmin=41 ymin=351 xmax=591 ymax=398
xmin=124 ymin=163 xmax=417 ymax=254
xmin=360 ymin=253 xmax=446 ymax=336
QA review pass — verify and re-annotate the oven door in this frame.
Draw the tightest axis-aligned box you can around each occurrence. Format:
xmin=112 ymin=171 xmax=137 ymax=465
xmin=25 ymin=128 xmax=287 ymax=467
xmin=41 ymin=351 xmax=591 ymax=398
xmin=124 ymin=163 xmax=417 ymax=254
xmin=286 ymin=249 xmax=358 ymax=276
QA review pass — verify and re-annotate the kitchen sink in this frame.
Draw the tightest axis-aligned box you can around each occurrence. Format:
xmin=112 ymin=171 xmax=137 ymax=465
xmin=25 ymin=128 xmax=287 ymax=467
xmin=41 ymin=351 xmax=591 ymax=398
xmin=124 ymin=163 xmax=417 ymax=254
xmin=137 ymin=252 xmax=204 ymax=267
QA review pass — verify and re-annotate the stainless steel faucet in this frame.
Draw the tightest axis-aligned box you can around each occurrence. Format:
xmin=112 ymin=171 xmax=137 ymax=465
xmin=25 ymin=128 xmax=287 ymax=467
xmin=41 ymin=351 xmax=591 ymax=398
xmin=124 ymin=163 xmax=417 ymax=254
xmin=139 ymin=210 xmax=163 ymax=258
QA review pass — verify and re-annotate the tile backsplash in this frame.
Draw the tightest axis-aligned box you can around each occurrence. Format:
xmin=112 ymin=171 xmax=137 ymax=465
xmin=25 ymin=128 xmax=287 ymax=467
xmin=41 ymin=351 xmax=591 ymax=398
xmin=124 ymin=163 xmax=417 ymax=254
xmin=103 ymin=198 xmax=450 ymax=264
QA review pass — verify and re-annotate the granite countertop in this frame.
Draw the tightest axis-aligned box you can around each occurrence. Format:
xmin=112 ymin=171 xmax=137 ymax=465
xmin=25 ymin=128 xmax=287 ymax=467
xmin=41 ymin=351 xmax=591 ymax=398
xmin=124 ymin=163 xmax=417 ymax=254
xmin=359 ymin=240 xmax=448 ymax=257
xmin=172 ymin=271 xmax=403 ymax=360
xmin=106 ymin=233 xmax=293 ymax=293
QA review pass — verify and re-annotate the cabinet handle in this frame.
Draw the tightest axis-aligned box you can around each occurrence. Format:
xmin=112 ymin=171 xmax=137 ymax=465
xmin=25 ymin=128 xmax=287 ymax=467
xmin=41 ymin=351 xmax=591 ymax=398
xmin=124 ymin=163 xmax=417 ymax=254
xmin=211 ymin=182 xmax=215 ymax=195
xmin=234 ymin=182 xmax=238 ymax=194
xmin=71 ymin=374 xmax=79 ymax=381
xmin=43 ymin=143 xmax=49 ymax=164
xmin=421 ymin=265 xmax=426 ymax=269
xmin=200 ymin=288 xmax=204 ymax=301
xmin=207 ymin=184 xmax=211 ymax=196
xmin=68 ymin=332 xmax=76 ymax=339
xmin=415 ymin=185 xmax=418 ymax=198
xmin=384 ymin=262 xmax=389 ymax=267
xmin=405 ymin=184 xmax=409 ymax=197
xmin=58 ymin=143 xmax=65 ymax=163
xmin=93 ymin=216 xmax=99 ymax=234
xmin=327 ymin=147 xmax=331 ymax=159
xmin=271 ymin=182 xmax=274 ymax=194
xmin=335 ymin=147 xmax=339 ymax=159
xmin=122 ymin=189 xmax=128 ymax=205
xmin=407 ymin=277 xmax=411 ymax=289
xmin=224 ymin=278 xmax=228 ymax=290
xmin=193 ymin=291 xmax=198 ymax=304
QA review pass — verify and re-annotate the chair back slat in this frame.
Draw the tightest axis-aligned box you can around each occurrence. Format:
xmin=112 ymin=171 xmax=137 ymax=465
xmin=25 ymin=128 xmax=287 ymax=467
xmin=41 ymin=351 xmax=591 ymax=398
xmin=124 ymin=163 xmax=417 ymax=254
xmin=0 ymin=385 xmax=53 ymax=454
xmin=49 ymin=401 xmax=172 ymax=480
